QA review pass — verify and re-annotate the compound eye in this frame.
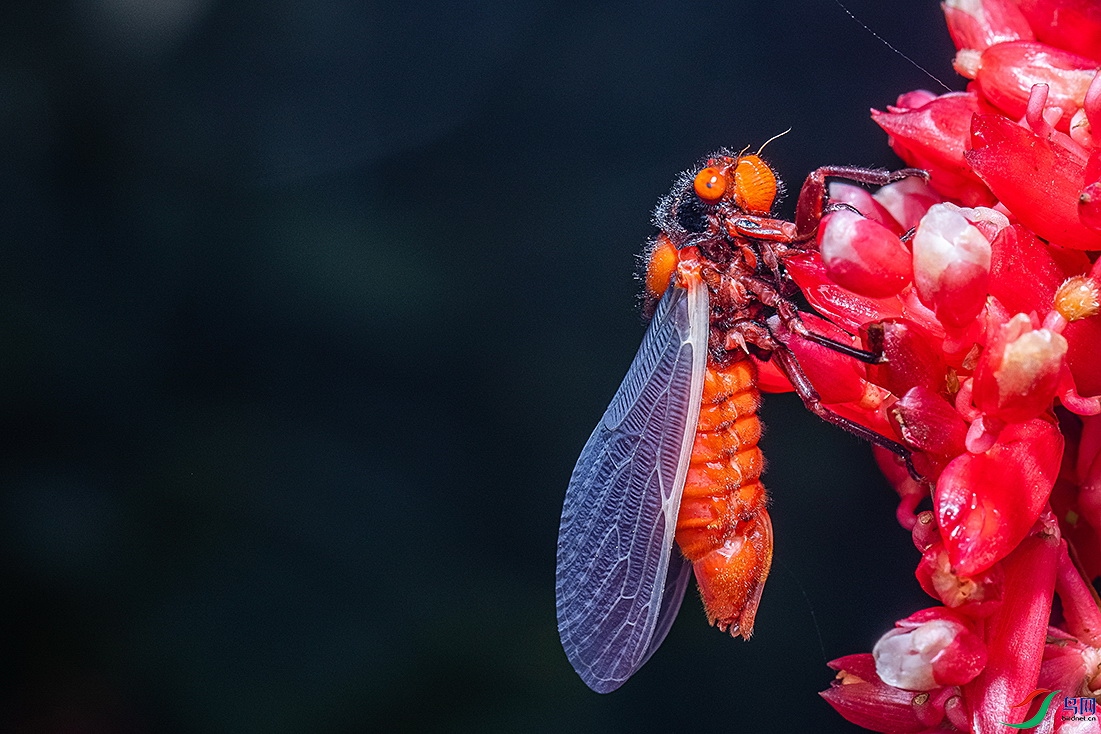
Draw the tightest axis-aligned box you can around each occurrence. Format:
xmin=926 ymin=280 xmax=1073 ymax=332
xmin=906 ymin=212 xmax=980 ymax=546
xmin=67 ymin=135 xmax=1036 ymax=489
xmin=692 ymin=167 xmax=727 ymax=203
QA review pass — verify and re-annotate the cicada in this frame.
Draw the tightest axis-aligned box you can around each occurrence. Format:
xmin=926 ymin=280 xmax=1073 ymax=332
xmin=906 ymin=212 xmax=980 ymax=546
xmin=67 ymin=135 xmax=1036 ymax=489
xmin=555 ymin=148 xmax=922 ymax=693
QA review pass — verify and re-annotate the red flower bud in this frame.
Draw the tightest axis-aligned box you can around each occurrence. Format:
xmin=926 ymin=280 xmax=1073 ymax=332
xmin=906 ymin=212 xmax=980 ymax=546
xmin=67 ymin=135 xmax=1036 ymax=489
xmin=1013 ymin=0 xmax=1101 ymax=62
xmin=873 ymin=608 xmax=987 ymax=689
xmin=873 ymin=177 xmax=943 ymax=232
xmin=912 ymin=509 xmax=941 ymax=552
xmin=752 ymin=354 xmax=794 ymax=394
xmin=966 ymin=112 xmax=1101 ymax=250
xmin=785 ymin=253 xmax=908 ymax=333
xmin=988 ymin=224 xmax=1090 ymax=317
xmin=959 ymin=41 xmax=1099 ymax=130
xmin=1055 ymin=539 xmax=1101 ymax=648
xmin=875 ymin=446 xmax=928 ymax=530
xmin=963 ymin=527 xmax=1059 ymax=733
xmin=891 ymin=386 xmax=969 ymax=456
xmin=1064 ymin=312 xmax=1101 ymax=398
xmin=973 ymin=314 xmax=1068 ymax=423
xmin=1038 ymin=628 xmax=1101 ymax=698
xmin=944 ymin=0 xmax=1035 ymax=52
xmin=778 ymin=313 xmax=867 ymax=404
xmin=896 ymin=89 xmax=939 ymax=109
xmin=827 ymin=181 xmax=906 ymax=234
xmin=820 ymin=654 xmax=936 ymax=733
xmin=865 ymin=320 xmax=951 ymax=398
xmin=873 ymin=92 xmax=996 ymax=206
xmin=912 ymin=203 xmax=992 ymax=329
xmin=818 ymin=209 xmax=913 ymax=298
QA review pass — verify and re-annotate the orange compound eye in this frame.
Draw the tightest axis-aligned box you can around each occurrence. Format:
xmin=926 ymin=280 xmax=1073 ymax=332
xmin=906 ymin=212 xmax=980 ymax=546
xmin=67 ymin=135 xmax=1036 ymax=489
xmin=733 ymin=155 xmax=778 ymax=213
xmin=645 ymin=233 xmax=678 ymax=297
xmin=693 ymin=167 xmax=727 ymax=203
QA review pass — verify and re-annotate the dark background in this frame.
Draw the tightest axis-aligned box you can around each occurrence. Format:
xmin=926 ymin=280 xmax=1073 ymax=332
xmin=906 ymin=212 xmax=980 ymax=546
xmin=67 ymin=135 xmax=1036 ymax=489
xmin=2 ymin=1 xmax=959 ymax=732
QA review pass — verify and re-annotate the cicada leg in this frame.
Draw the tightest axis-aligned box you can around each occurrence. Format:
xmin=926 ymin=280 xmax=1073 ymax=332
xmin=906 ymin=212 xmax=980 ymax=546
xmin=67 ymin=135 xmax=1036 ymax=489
xmin=723 ymin=166 xmax=927 ymax=249
xmin=723 ymin=278 xmax=920 ymax=481
xmin=794 ymin=165 xmax=928 ymax=238
xmin=770 ymin=345 xmax=920 ymax=480
xmin=735 ymin=275 xmax=882 ymax=363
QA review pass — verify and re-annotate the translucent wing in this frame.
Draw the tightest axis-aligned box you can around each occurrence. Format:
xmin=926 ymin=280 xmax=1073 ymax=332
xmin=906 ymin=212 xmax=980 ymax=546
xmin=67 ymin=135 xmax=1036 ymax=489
xmin=555 ymin=277 xmax=708 ymax=693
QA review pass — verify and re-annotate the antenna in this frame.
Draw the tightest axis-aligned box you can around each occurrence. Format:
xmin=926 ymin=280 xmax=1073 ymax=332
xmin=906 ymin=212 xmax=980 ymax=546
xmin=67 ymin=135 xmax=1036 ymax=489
xmin=757 ymin=128 xmax=793 ymax=156
xmin=832 ymin=0 xmax=953 ymax=92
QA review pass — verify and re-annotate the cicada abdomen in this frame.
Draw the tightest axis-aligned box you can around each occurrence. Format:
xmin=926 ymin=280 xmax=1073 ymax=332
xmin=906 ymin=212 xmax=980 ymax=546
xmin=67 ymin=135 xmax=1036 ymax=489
xmin=676 ymin=353 xmax=771 ymax=639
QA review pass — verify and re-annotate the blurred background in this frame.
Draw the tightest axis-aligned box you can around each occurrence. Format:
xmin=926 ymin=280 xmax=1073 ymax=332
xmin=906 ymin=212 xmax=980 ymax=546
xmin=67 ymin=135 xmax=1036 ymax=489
xmin=2 ymin=1 xmax=959 ymax=732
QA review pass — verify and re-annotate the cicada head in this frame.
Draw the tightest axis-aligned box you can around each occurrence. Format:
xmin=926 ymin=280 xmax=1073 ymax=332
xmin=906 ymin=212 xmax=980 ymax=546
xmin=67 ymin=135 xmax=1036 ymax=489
xmin=653 ymin=150 xmax=785 ymax=249
xmin=645 ymin=149 xmax=786 ymax=305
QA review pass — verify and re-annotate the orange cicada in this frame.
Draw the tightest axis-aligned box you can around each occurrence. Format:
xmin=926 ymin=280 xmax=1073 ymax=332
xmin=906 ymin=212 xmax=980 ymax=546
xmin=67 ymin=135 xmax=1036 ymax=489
xmin=555 ymin=149 xmax=922 ymax=692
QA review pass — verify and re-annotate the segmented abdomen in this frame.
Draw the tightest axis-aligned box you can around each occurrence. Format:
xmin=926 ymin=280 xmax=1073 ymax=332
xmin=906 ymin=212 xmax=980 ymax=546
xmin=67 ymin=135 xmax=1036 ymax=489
xmin=673 ymin=354 xmax=774 ymax=638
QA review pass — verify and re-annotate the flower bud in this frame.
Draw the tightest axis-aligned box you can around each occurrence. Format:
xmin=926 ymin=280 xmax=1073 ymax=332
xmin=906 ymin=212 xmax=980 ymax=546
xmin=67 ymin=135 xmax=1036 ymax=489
xmin=783 ymin=253 xmax=906 ymax=333
xmin=988 ymin=224 xmax=1090 ymax=317
xmin=873 ymin=608 xmax=987 ymax=690
xmin=874 ymin=446 xmax=927 ymax=530
xmin=962 ymin=41 xmax=1098 ymax=130
xmin=964 ymin=528 xmax=1060 ymax=733
xmin=872 ymin=93 xmax=995 ymax=206
xmin=1013 ymin=0 xmax=1101 ymax=61
xmin=912 ymin=203 xmax=992 ymax=329
xmin=827 ymin=181 xmax=905 ymax=233
xmin=864 ymin=319 xmax=949 ymax=399
xmin=967 ymin=113 xmax=1101 ymax=250
xmin=873 ymin=177 xmax=943 ymax=232
xmin=818 ymin=209 xmax=913 ymax=298
xmin=820 ymin=654 xmax=938 ymax=733
xmin=943 ymin=0 xmax=1034 ymax=52
xmin=773 ymin=313 xmax=866 ymax=404
xmin=973 ymin=313 xmax=1068 ymax=423
xmin=890 ymin=386 xmax=969 ymax=456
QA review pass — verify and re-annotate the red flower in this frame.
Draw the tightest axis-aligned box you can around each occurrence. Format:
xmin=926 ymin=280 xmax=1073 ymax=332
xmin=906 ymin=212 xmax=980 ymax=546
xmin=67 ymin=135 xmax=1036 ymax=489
xmin=805 ymin=1 xmax=1101 ymax=730
xmin=821 ymin=652 xmax=970 ymax=733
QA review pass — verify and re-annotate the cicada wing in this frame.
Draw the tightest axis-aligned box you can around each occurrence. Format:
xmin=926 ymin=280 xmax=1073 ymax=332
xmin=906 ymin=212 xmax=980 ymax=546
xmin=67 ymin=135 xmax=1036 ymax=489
xmin=556 ymin=278 xmax=709 ymax=693
xmin=640 ymin=549 xmax=692 ymax=667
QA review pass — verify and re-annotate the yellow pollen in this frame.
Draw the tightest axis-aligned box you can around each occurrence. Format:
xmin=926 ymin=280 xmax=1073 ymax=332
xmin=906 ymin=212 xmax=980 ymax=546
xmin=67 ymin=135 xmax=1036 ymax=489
xmin=1055 ymin=276 xmax=1101 ymax=321
xmin=836 ymin=670 xmax=865 ymax=686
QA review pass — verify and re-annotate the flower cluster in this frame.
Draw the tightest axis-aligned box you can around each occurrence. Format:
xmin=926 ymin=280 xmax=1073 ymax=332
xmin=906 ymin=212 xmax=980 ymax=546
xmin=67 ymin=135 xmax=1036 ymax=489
xmin=771 ymin=0 xmax=1101 ymax=730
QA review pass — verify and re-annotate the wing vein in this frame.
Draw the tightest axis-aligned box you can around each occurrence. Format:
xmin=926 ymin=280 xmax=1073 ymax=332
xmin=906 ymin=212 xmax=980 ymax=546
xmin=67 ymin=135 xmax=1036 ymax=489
xmin=556 ymin=279 xmax=709 ymax=692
